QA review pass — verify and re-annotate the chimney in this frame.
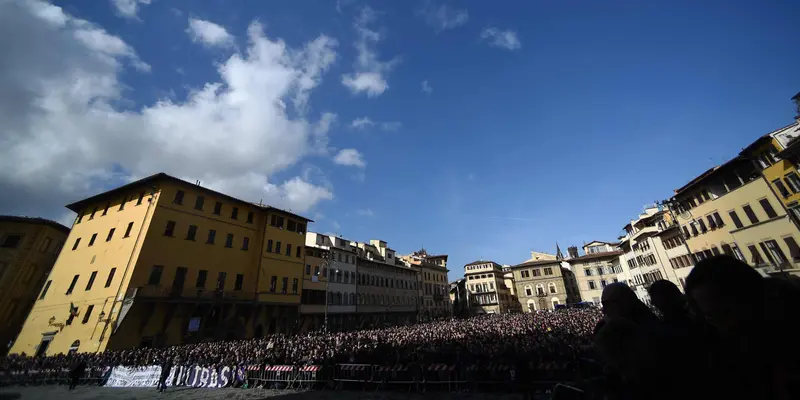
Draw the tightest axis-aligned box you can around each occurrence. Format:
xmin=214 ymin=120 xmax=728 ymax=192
xmin=568 ymin=246 xmax=579 ymax=259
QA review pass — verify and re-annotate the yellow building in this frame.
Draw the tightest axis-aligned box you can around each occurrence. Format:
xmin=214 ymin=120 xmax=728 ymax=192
xmin=509 ymin=258 xmax=575 ymax=312
xmin=401 ymin=249 xmax=450 ymax=320
xmin=463 ymin=260 xmax=518 ymax=314
xmin=570 ymin=242 xmax=623 ymax=305
xmin=10 ymin=173 xmax=311 ymax=356
xmin=1 ymin=216 xmax=70 ymax=355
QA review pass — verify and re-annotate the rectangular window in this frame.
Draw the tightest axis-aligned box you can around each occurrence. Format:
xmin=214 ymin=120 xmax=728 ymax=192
xmin=296 ymin=246 xmax=301 ymax=258
xmin=186 ymin=225 xmax=197 ymax=241
xmin=314 ymin=266 xmax=320 ymax=276
xmin=234 ymin=274 xmax=244 ymax=291
xmin=270 ymin=276 xmax=277 ymax=292
xmin=281 ymin=277 xmax=288 ymax=293
xmin=270 ymin=215 xmax=285 ymax=228
xmin=713 ymin=212 xmax=724 ymax=227
xmin=785 ymin=172 xmax=800 ymax=193
xmin=90 ymin=207 xmax=97 ymax=219
xmin=194 ymin=196 xmax=205 ymax=210
xmin=729 ymin=211 xmax=744 ymax=229
xmin=305 ymin=264 xmax=311 ymax=275
xmin=174 ymin=190 xmax=184 ymax=205
xmin=39 ymin=280 xmax=52 ymax=300
xmin=164 ymin=221 xmax=176 ymax=236
xmin=747 ymin=245 xmax=765 ymax=265
xmin=759 ymin=199 xmax=778 ymax=219
xmin=773 ymin=179 xmax=791 ymax=198
xmin=784 ymin=237 xmax=800 ymax=261
xmin=137 ymin=191 xmax=145 ymax=205
xmin=242 ymin=237 xmax=249 ymax=250
xmin=588 ymin=281 xmax=596 ymax=290
xmin=81 ymin=305 xmax=94 ymax=324
xmin=66 ymin=307 xmax=78 ymax=325
xmin=196 ymin=270 xmax=208 ymax=288
xmin=106 ymin=228 xmax=115 ymax=242
xmin=682 ymin=226 xmax=691 ymax=238
xmin=292 ymin=278 xmax=298 ymax=294
xmin=207 ymin=229 xmax=216 ymax=244
xmin=66 ymin=275 xmax=79 ymax=294
xmin=287 ymin=220 xmax=297 ymax=232
xmin=323 ymin=267 xmax=327 ymax=277
xmin=296 ymin=223 xmax=306 ymax=234
xmin=698 ymin=219 xmax=708 ymax=233
xmin=722 ymin=244 xmax=733 ymax=256
xmin=286 ymin=243 xmax=292 ymax=256
xmin=76 ymin=212 xmax=83 ymax=224
xmin=544 ymin=267 xmax=553 ymax=275
xmin=148 ymin=265 xmax=163 ymax=285
xmin=731 ymin=244 xmax=745 ymax=262
xmin=231 ymin=207 xmax=238 ymax=220
xmin=105 ymin=268 xmax=116 ymax=288
xmin=690 ymin=223 xmax=699 ymax=236
xmin=532 ymin=269 xmax=541 ymax=276
xmin=743 ymin=205 xmax=759 ymax=224
xmin=72 ymin=237 xmax=81 ymax=250
xmin=275 ymin=241 xmax=281 ymax=253
xmin=213 ymin=202 xmax=222 ymax=215
xmin=102 ymin=203 xmax=110 ymax=216
xmin=266 ymin=239 xmax=273 ymax=252
xmin=707 ymin=215 xmax=717 ymax=229
xmin=764 ymin=240 xmax=788 ymax=264
xmin=119 ymin=197 xmax=126 ymax=211
xmin=225 ymin=233 xmax=233 ymax=248
xmin=711 ymin=247 xmax=720 ymax=256
xmin=246 ymin=212 xmax=254 ymax=224
xmin=85 ymin=271 xmax=97 ymax=290
xmin=124 ymin=222 xmax=134 ymax=238
xmin=0 ymin=234 xmax=22 ymax=249
xmin=88 ymin=233 xmax=97 ymax=247
xmin=216 ymin=272 xmax=226 ymax=290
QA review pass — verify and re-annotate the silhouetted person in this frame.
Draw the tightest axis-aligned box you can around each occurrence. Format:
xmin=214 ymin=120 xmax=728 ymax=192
xmin=601 ymin=283 xmax=660 ymax=329
xmin=157 ymin=357 xmax=172 ymax=393
xmin=68 ymin=359 xmax=86 ymax=390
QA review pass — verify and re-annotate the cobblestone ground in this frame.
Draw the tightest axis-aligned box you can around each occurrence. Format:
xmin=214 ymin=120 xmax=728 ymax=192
xmin=0 ymin=386 xmax=529 ymax=400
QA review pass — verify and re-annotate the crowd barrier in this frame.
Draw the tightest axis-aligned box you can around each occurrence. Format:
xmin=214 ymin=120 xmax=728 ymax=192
xmin=1 ymin=363 xmax=569 ymax=395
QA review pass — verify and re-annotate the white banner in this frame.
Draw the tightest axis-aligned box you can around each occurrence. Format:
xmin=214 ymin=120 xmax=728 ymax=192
xmin=105 ymin=366 xmax=162 ymax=387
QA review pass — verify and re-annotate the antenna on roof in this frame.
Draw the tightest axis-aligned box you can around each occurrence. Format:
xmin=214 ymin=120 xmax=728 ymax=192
xmin=259 ymin=199 xmax=263 ymax=206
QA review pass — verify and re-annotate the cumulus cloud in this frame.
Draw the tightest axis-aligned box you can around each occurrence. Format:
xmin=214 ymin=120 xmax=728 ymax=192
xmin=350 ymin=117 xmax=374 ymax=129
xmin=110 ymin=0 xmax=151 ymax=19
xmin=355 ymin=208 xmax=374 ymax=217
xmin=421 ymin=80 xmax=433 ymax=95
xmin=417 ymin=2 xmax=468 ymax=33
xmin=349 ymin=117 xmax=400 ymax=132
xmin=341 ymin=6 xmax=399 ymax=97
xmin=333 ymin=149 xmax=366 ymax=168
xmin=186 ymin=17 xmax=235 ymax=49
xmin=481 ymin=27 xmax=521 ymax=50
xmin=380 ymin=122 xmax=402 ymax=131
xmin=0 ymin=0 xmax=339 ymax=220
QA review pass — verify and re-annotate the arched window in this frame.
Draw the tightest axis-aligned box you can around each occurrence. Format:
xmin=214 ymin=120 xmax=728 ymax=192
xmin=536 ymin=284 xmax=545 ymax=296
xmin=69 ymin=340 xmax=80 ymax=354
xmin=548 ymin=282 xmax=557 ymax=294
xmin=551 ymin=297 xmax=560 ymax=309
xmin=524 ymin=285 xmax=533 ymax=297
xmin=527 ymin=299 xmax=536 ymax=312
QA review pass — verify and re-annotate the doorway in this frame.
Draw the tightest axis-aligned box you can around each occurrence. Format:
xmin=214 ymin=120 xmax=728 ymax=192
xmin=171 ymin=267 xmax=187 ymax=296
xmin=35 ymin=334 xmax=54 ymax=358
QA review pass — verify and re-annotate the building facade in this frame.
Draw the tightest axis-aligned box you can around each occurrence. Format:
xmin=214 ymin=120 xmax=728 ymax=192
xmin=354 ymin=240 xmax=418 ymax=327
xmin=570 ymin=242 xmax=623 ymax=305
xmin=299 ymin=233 xmax=358 ymax=332
xmin=1 ymin=217 xmax=70 ymax=355
xmin=509 ymin=259 xmax=572 ymax=312
xmin=401 ymin=249 xmax=450 ymax=320
xmin=10 ymin=173 xmax=312 ymax=356
xmin=463 ymin=260 xmax=518 ymax=314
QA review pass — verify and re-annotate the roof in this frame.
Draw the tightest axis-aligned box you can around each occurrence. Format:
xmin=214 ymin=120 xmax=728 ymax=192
xmin=65 ymin=173 xmax=313 ymax=222
xmin=568 ymin=250 xmax=623 ymax=263
xmin=426 ymin=254 xmax=448 ymax=260
xmin=464 ymin=260 xmax=499 ymax=267
xmin=672 ymin=156 xmax=742 ymax=196
xmin=584 ymin=240 xmax=616 ymax=246
xmin=511 ymin=259 xmax=562 ymax=268
xmin=0 ymin=215 xmax=70 ymax=234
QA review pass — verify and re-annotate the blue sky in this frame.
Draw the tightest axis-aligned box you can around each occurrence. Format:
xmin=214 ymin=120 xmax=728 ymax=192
xmin=2 ymin=0 xmax=800 ymax=281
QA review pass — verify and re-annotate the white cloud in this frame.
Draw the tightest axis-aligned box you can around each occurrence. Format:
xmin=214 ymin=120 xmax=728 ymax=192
xmin=421 ymin=80 xmax=433 ymax=95
xmin=333 ymin=149 xmax=366 ymax=168
xmin=380 ymin=121 xmax=402 ymax=131
xmin=481 ymin=27 xmax=521 ymax=50
xmin=341 ymin=6 xmax=399 ymax=97
xmin=350 ymin=117 xmax=374 ymax=129
xmin=417 ymin=2 xmax=469 ymax=33
xmin=186 ymin=17 xmax=235 ymax=49
xmin=110 ymin=0 xmax=151 ymax=19
xmin=0 ymin=0 xmax=339 ymax=220
xmin=355 ymin=208 xmax=374 ymax=217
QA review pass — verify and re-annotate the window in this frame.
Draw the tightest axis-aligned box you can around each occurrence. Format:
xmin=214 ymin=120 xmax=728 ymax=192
xmin=196 ymin=270 xmax=208 ymax=288
xmin=225 ymin=234 xmax=233 ymax=248
xmin=213 ymin=202 xmax=222 ymax=215
xmin=601 ymin=280 xmax=607 ymax=288
xmin=548 ymin=282 xmax=557 ymax=294
xmin=246 ymin=212 xmax=254 ymax=224
xmin=231 ymin=207 xmax=239 ymax=220
xmin=266 ymin=239 xmax=273 ymax=252
xmin=275 ymin=241 xmax=281 ymax=253
xmin=532 ymin=269 xmax=541 ymax=276
xmin=39 ymin=280 xmax=52 ymax=300
xmin=281 ymin=277 xmax=288 ymax=294
xmin=747 ymin=245 xmax=764 ymax=265
xmin=270 ymin=215 xmax=285 ymax=228
xmin=286 ymin=243 xmax=292 ymax=256
xmin=544 ymin=267 xmax=553 ymax=275
xmin=322 ymin=267 xmax=327 ymax=278
xmin=234 ymin=274 xmax=244 ymax=291
xmin=711 ymin=247 xmax=720 ymax=256
xmin=88 ymin=233 xmax=97 ymax=247
xmin=66 ymin=307 xmax=78 ymax=325
xmin=174 ymin=190 xmax=185 ymax=205
xmin=783 ymin=237 xmax=800 ymax=261
xmin=119 ymin=198 xmax=126 ymax=211
xmin=305 ymin=264 xmax=311 ymax=275
xmin=148 ymin=266 xmax=164 ymax=285
xmin=786 ymin=172 xmax=800 ymax=193
xmin=206 ymin=229 xmax=216 ymax=244
xmin=164 ymin=221 xmax=176 ymax=236
xmin=706 ymin=215 xmax=717 ymax=229
xmin=287 ymin=220 xmax=297 ymax=232
xmin=183 ymin=195 xmax=200 ymax=212
xmin=773 ymin=179 xmax=791 ymax=198
xmin=66 ymin=275 xmax=79 ymax=294
xmin=270 ymin=276 xmax=277 ymax=292
xmin=743 ymin=205 xmax=759 ymax=224
xmin=682 ymin=226 xmax=691 ymax=238
xmin=216 ymin=272 xmax=226 ymax=290
xmin=759 ymin=199 xmax=778 ymax=219
xmin=1 ymin=234 xmax=21 ymax=248
xmin=76 ymin=213 xmax=83 ymax=224
xmin=292 ymin=278 xmax=298 ymax=294
xmin=105 ymin=268 xmax=116 ymax=288
xmin=124 ymin=222 xmax=134 ymax=238
xmin=690 ymin=223 xmax=699 ymax=236
xmin=137 ymin=192 xmax=145 ymax=205
xmin=85 ymin=271 xmax=97 ymax=290
xmin=314 ymin=266 xmax=320 ymax=276
xmin=763 ymin=240 xmax=788 ymax=264
xmin=588 ymin=281 xmax=596 ymax=290
xmin=713 ymin=212 xmax=724 ymax=227
xmin=90 ymin=207 xmax=97 ymax=219
xmin=72 ymin=237 xmax=81 ymax=250
xmin=296 ymin=223 xmax=306 ymax=234
xmin=729 ymin=211 xmax=744 ymax=229
xmin=102 ymin=203 xmax=110 ymax=216
xmin=731 ymin=244 xmax=745 ymax=262
xmin=242 ymin=237 xmax=249 ymax=250
xmin=296 ymin=246 xmax=302 ymax=258
xmin=584 ymin=268 xmax=592 ymax=276
xmin=81 ymin=305 xmax=94 ymax=324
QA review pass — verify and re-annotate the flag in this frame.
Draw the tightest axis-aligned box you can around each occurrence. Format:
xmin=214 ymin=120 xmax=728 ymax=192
xmin=69 ymin=302 xmax=78 ymax=317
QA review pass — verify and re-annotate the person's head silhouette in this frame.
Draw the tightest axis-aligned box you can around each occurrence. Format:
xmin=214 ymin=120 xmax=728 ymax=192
xmin=648 ymin=280 xmax=686 ymax=318
xmin=601 ymin=283 xmax=657 ymax=326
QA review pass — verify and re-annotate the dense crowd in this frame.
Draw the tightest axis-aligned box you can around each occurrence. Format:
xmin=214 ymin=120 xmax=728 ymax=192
xmin=2 ymin=308 xmax=601 ymax=378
